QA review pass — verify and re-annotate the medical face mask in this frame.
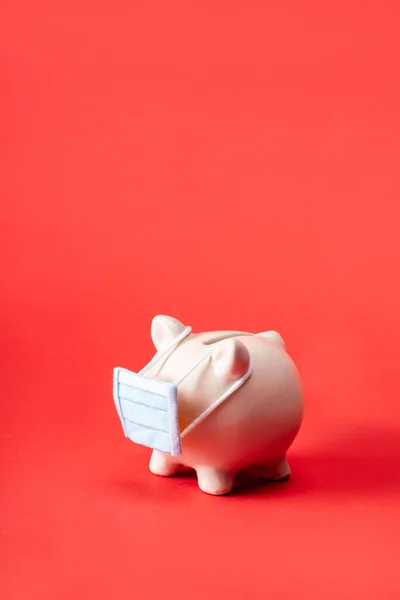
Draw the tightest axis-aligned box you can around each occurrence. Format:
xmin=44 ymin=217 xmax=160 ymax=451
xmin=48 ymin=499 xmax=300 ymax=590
xmin=113 ymin=326 xmax=253 ymax=456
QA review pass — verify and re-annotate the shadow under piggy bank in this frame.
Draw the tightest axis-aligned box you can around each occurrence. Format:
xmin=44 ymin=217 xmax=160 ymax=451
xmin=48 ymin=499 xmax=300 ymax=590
xmin=228 ymin=426 xmax=400 ymax=498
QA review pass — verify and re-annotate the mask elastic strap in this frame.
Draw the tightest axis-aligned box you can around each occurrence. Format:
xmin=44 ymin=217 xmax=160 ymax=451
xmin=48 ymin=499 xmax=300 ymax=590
xmin=180 ymin=356 xmax=253 ymax=438
xmin=175 ymin=332 xmax=256 ymax=386
xmin=139 ymin=326 xmax=192 ymax=376
xmin=175 ymin=349 xmax=215 ymax=386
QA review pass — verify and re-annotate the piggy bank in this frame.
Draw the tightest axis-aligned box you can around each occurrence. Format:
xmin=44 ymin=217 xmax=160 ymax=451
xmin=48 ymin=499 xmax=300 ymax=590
xmin=113 ymin=315 xmax=303 ymax=496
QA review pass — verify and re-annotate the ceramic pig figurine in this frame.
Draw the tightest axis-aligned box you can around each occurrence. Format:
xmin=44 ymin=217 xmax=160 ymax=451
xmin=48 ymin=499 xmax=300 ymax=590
xmin=113 ymin=315 xmax=303 ymax=496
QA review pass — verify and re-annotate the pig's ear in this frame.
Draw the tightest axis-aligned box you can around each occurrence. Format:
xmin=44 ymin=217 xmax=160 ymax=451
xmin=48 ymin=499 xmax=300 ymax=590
xmin=151 ymin=315 xmax=187 ymax=351
xmin=257 ymin=330 xmax=285 ymax=349
xmin=212 ymin=338 xmax=250 ymax=380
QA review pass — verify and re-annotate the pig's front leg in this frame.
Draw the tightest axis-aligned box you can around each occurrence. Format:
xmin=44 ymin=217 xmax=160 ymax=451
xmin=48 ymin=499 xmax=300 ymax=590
xmin=196 ymin=466 xmax=235 ymax=496
xmin=149 ymin=450 xmax=181 ymax=477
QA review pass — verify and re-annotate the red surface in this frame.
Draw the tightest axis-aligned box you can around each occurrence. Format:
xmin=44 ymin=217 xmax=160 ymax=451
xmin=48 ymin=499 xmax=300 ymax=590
xmin=1 ymin=1 xmax=400 ymax=598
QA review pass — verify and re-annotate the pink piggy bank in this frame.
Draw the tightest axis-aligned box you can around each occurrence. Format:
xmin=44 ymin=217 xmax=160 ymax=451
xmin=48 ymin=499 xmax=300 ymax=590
xmin=114 ymin=315 xmax=303 ymax=496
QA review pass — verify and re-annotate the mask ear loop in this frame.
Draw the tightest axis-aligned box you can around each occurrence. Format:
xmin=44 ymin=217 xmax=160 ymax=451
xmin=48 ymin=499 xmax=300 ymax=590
xmin=175 ymin=348 xmax=215 ymax=386
xmin=175 ymin=344 xmax=254 ymax=438
xmin=175 ymin=334 xmax=254 ymax=386
xmin=139 ymin=326 xmax=192 ymax=376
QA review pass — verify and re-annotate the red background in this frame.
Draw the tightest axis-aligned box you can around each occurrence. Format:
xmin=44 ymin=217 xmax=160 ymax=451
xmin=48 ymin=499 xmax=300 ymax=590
xmin=1 ymin=1 xmax=400 ymax=598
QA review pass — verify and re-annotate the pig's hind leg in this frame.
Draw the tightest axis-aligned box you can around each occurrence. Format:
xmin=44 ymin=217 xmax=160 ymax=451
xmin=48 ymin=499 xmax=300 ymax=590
xmin=260 ymin=457 xmax=291 ymax=481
